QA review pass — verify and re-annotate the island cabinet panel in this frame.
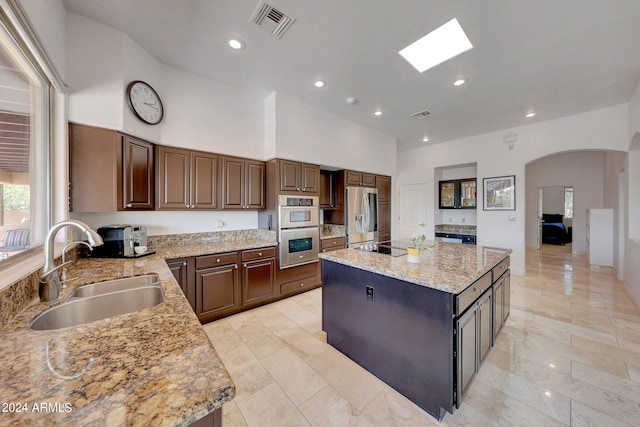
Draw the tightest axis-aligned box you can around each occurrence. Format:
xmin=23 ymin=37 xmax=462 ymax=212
xmin=322 ymin=260 xmax=455 ymax=420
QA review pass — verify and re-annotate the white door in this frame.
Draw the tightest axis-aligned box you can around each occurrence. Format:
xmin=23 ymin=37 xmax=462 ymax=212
xmin=399 ymin=183 xmax=427 ymax=239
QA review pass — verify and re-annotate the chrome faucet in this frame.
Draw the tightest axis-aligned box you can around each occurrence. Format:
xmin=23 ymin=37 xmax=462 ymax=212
xmin=40 ymin=220 xmax=103 ymax=302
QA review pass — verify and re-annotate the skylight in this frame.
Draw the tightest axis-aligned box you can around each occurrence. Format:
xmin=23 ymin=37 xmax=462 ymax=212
xmin=399 ymin=18 xmax=473 ymax=73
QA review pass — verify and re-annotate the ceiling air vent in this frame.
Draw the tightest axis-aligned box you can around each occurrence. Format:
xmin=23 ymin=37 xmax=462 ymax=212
xmin=411 ymin=109 xmax=431 ymax=118
xmin=250 ymin=2 xmax=296 ymax=39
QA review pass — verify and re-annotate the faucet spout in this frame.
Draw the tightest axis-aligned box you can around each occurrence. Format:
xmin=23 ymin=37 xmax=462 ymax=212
xmin=40 ymin=220 xmax=103 ymax=302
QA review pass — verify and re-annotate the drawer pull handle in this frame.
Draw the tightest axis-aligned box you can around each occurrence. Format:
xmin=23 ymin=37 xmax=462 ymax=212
xmin=258 ymin=252 xmax=262 ymax=256
xmin=300 ymin=283 xmax=304 ymax=287
xmin=182 ymin=262 xmax=187 ymax=266
xmin=216 ymin=258 xmax=221 ymax=262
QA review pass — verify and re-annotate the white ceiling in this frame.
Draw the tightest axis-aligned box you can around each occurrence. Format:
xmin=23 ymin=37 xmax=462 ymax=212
xmin=62 ymin=0 xmax=640 ymax=151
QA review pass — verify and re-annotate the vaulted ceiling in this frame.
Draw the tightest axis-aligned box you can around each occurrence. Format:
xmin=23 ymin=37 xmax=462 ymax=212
xmin=63 ymin=0 xmax=640 ymax=151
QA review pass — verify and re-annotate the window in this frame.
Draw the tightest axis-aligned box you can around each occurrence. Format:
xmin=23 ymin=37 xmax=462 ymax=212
xmin=564 ymin=187 xmax=573 ymax=219
xmin=0 ymin=1 xmax=53 ymax=265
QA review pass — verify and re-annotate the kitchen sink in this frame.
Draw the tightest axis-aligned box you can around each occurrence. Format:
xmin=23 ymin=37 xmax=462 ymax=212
xmin=30 ymin=286 xmax=164 ymax=331
xmin=69 ymin=274 xmax=160 ymax=299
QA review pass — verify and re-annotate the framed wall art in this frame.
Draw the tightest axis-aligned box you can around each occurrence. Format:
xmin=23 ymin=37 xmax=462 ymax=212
xmin=483 ymin=175 xmax=515 ymax=210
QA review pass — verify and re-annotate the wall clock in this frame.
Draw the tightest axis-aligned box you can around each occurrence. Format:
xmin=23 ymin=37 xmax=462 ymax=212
xmin=126 ymin=80 xmax=164 ymax=125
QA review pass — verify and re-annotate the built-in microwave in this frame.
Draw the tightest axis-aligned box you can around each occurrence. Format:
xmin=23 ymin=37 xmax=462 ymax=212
xmin=278 ymin=196 xmax=319 ymax=229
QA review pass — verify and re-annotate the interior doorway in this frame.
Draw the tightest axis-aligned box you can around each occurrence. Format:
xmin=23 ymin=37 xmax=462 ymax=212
xmin=538 ymin=185 xmax=573 ymax=253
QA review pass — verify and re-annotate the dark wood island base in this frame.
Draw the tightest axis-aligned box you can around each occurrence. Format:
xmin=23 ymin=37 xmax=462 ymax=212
xmin=321 ymin=248 xmax=510 ymax=421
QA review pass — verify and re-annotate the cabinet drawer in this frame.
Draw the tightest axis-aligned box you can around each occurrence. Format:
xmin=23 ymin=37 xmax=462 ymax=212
xmin=196 ymin=252 xmax=239 ymax=269
xmin=280 ymin=276 xmax=320 ymax=295
xmin=492 ymin=257 xmax=510 ymax=282
xmin=242 ymin=247 xmax=276 ymax=261
xmin=321 ymin=237 xmax=345 ymax=251
xmin=456 ymin=271 xmax=492 ymax=316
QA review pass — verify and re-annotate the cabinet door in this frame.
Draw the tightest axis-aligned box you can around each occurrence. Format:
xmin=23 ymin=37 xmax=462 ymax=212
xmin=346 ymin=170 xmax=363 ymax=186
xmin=478 ymin=290 xmax=493 ymax=366
xmin=121 ymin=134 xmax=155 ymax=210
xmin=439 ymin=181 xmax=457 ymax=209
xmin=279 ymin=160 xmax=300 ymax=192
xmin=456 ymin=307 xmax=478 ymax=405
xmin=196 ymin=263 xmax=240 ymax=321
xmin=167 ymin=258 xmax=195 ymax=311
xmin=242 ymin=257 xmax=275 ymax=305
xmin=459 ymin=179 xmax=477 ymax=209
xmin=378 ymin=202 xmax=391 ymax=242
xmin=245 ymin=160 xmax=265 ymax=209
xmin=157 ymin=146 xmax=190 ymax=210
xmin=362 ymin=173 xmax=376 ymax=187
xmin=221 ymin=157 xmax=245 ymax=209
xmin=503 ymin=271 xmax=510 ymax=322
xmin=319 ymin=171 xmax=334 ymax=208
xmin=376 ymin=175 xmax=391 ymax=202
xmin=191 ymin=151 xmax=218 ymax=209
xmin=493 ymin=277 xmax=505 ymax=339
xmin=301 ymin=163 xmax=320 ymax=193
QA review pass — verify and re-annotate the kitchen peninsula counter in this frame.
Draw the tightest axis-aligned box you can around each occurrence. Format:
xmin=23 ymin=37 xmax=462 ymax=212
xmin=319 ymin=241 xmax=511 ymax=421
xmin=0 ymin=234 xmax=277 ymax=426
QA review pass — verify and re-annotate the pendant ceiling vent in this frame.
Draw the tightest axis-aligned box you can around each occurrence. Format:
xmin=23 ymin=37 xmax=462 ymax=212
xmin=411 ymin=109 xmax=431 ymax=118
xmin=250 ymin=2 xmax=296 ymax=39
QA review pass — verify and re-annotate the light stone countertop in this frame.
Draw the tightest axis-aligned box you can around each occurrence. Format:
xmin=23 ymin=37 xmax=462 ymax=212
xmin=0 ymin=237 xmax=277 ymax=426
xmin=320 ymin=231 xmax=346 ymax=240
xmin=319 ymin=241 xmax=511 ymax=294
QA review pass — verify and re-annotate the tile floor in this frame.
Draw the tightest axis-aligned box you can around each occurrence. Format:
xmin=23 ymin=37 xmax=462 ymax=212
xmin=203 ymin=245 xmax=640 ymax=426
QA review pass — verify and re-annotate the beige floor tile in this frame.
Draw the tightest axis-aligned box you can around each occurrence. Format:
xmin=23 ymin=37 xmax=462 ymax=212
xmin=439 ymin=400 xmax=501 ymax=426
xmin=298 ymin=385 xmax=374 ymax=427
xmin=361 ymin=386 xmax=440 ymax=427
xmin=281 ymin=306 xmax=322 ymax=333
xmin=570 ymin=400 xmax=634 ymax=427
xmin=203 ymin=319 xmax=244 ymax=355
xmin=463 ymin=377 xmax=505 ymax=421
xmin=227 ymin=312 xmax=286 ymax=359
xmin=497 ymin=396 xmax=568 ymax=427
xmin=492 ymin=337 xmax=572 ymax=375
xmin=628 ymin=363 xmax=640 ymax=383
xmin=533 ymin=313 xmax=619 ymax=346
xmin=216 ymin=344 xmax=274 ymax=402
xmin=307 ymin=347 xmax=385 ymax=411
xmin=618 ymin=336 xmax=640 ymax=353
xmin=274 ymin=324 xmax=329 ymax=361
xmin=236 ymin=382 xmax=310 ymax=427
xmin=571 ymin=361 xmax=640 ymax=403
xmin=221 ymin=399 xmax=248 ymax=427
xmin=260 ymin=347 xmax=327 ymax=406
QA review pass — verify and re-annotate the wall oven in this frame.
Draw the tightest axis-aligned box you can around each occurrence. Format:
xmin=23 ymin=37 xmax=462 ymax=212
xmin=278 ymin=195 xmax=320 ymax=269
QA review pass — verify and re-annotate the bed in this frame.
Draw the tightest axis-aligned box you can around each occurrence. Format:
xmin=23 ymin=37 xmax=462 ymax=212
xmin=541 ymin=214 xmax=572 ymax=245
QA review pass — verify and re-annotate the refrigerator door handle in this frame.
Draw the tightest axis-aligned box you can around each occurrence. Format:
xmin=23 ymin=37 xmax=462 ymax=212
xmin=363 ymin=194 xmax=370 ymax=232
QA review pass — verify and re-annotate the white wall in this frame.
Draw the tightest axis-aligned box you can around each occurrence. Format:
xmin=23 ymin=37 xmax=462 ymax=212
xmin=65 ymin=14 xmax=396 ymax=235
xmin=272 ymin=93 xmax=397 ymax=176
xmin=525 ymin=151 xmax=607 ymax=253
xmin=397 ymin=104 xmax=629 ymax=276
xmin=19 ymin=0 xmax=66 ymax=79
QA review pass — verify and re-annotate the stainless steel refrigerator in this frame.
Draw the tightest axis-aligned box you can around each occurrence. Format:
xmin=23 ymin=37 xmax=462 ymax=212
xmin=345 ymin=186 xmax=378 ymax=247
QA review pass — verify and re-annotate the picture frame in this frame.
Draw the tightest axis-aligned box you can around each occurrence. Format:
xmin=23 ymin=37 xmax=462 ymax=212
xmin=483 ymin=175 xmax=515 ymax=210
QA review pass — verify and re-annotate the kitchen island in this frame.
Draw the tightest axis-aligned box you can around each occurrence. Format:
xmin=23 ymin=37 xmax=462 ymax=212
xmin=319 ymin=242 xmax=511 ymax=421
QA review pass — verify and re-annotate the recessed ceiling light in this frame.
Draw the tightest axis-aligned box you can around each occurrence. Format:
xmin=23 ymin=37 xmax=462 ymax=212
xmin=314 ymin=80 xmax=326 ymax=88
xmin=374 ymin=110 xmax=383 ymax=116
xmin=524 ymin=111 xmax=536 ymax=118
xmin=422 ymin=136 xmax=430 ymax=142
xmin=453 ymin=77 xmax=468 ymax=87
xmin=399 ymin=18 xmax=473 ymax=73
xmin=224 ymin=35 xmax=246 ymax=51
xmin=346 ymin=97 xmax=358 ymax=105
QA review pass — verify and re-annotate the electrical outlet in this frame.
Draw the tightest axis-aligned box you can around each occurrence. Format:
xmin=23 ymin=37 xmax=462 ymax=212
xmin=508 ymin=216 xmax=517 ymax=222
xmin=366 ymin=286 xmax=374 ymax=302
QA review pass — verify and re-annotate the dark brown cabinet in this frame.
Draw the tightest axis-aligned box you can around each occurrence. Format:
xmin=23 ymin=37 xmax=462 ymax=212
xmin=241 ymin=248 xmax=276 ymax=306
xmin=279 ymin=160 xmax=320 ymax=194
xmin=221 ymin=156 xmax=265 ymax=210
xmin=376 ymin=175 xmax=391 ymax=203
xmin=195 ymin=252 xmax=240 ymax=322
xmin=439 ymin=178 xmax=477 ymax=209
xmin=346 ymin=170 xmax=376 ymax=187
xmin=319 ymin=171 xmax=335 ymax=208
xmin=321 ymin=237 xmax=346 ymax=252
xmin=167 ymin=257 xmax=195 ymax=310
xmin=156 ymin=146 xmax=218 ymax=210
xmin=376 ymin=174 xmax=392 ymax=241
xmin=69 ymin=123 xmax=154 ymax=212
xmin=493 ymin=270 xmax=510 ymax=339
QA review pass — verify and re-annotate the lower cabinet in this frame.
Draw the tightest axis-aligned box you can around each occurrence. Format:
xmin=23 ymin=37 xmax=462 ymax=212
xmin=166 ymin=257 xmax=195 ymax=311
xmin=321 ymin=236 xmax=346 ymax=252
xmin=241 ymin=248 xmax=276 ymax=306
xmin=456 ymin=288 xmax=492 ymax=405
xmin=196 ymin=257 xmax=241 ymax=323
xmin=493 ymin=270 xmax=510 ymax=339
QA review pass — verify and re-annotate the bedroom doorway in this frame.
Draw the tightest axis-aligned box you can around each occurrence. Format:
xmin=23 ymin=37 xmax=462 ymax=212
xmin=538 ymin=185 xmax=573 ymax=252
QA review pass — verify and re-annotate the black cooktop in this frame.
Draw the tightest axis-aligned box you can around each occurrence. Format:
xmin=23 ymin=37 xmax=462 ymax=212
xmin=354 ymin=240 xmax=408 ymax=257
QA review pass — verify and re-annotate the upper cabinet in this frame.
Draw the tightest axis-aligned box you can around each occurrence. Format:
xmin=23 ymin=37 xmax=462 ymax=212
xmin=346 ymin=170 xmax=376 ymax=187
xmin=156 ymin=146 xmax=217 ymax=210
xmin=439 ymin=178 xmax=477 ymax=209
xmin=376 ymin=175 xmax=391 ymax=203
xmin=279 ymin=160 xmax=319 ymax=194
xmin=221 ymin=156 xmax=265 ymax=210
xmin=69 ymin=123 xmax=154 ymax=212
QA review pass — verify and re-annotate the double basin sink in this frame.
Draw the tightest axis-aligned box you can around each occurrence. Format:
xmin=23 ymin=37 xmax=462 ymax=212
xmin=30 ymin=274 xmax=164 ymax=331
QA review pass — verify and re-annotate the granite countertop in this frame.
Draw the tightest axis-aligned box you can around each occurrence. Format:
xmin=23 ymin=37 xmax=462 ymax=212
xmin=434 ymin=224 xmax=477 ymax=236
xmin=320 ymin=231 xmax=346 ymax=240
xmin=319 ymin=241 xmax=511 ymax=294
xmin=0 ymin=237 xmax=276 ymax=426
